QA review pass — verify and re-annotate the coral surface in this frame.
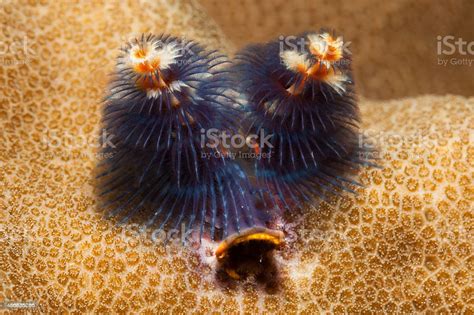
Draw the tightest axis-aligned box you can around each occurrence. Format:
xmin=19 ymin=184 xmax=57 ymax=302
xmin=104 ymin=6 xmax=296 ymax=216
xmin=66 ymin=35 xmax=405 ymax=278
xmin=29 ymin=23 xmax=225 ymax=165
xmin=0 ymin=0 xmax=473 ymax=313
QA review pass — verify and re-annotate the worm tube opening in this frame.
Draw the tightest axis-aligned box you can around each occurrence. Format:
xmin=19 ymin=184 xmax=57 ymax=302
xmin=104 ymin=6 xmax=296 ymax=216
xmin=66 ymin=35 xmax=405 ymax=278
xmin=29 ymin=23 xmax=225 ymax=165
xmin=215 ymin=227 xmax=284 ymax=282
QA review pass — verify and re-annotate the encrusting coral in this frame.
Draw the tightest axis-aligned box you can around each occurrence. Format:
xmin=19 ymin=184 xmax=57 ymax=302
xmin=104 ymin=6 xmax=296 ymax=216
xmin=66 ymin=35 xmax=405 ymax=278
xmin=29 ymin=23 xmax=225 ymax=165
xmin=0 ymin=0 xmax=473 ymax=313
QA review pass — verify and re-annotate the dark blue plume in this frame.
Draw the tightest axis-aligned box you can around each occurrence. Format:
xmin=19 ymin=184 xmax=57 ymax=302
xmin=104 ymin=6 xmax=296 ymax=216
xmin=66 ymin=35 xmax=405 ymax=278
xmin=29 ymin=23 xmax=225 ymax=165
xmin=97 ymin=34 xmax=265 ymax=242
xmin=233 ymin=31 xmax=376 ymax=211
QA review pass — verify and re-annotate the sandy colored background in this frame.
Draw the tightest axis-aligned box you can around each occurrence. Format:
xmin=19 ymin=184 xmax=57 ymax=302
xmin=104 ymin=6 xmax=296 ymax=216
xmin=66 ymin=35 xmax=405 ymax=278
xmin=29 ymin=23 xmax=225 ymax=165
xmin=201 ymin=0 xmax=474 ymax=99
xmin=0 ymin=0 xmax=472 ymax=313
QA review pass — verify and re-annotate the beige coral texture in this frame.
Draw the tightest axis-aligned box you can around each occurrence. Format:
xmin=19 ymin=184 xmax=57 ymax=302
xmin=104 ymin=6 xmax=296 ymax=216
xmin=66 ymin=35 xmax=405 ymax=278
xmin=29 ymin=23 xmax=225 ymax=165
xmin=0 ymin=0 xmax=473 ymax=314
